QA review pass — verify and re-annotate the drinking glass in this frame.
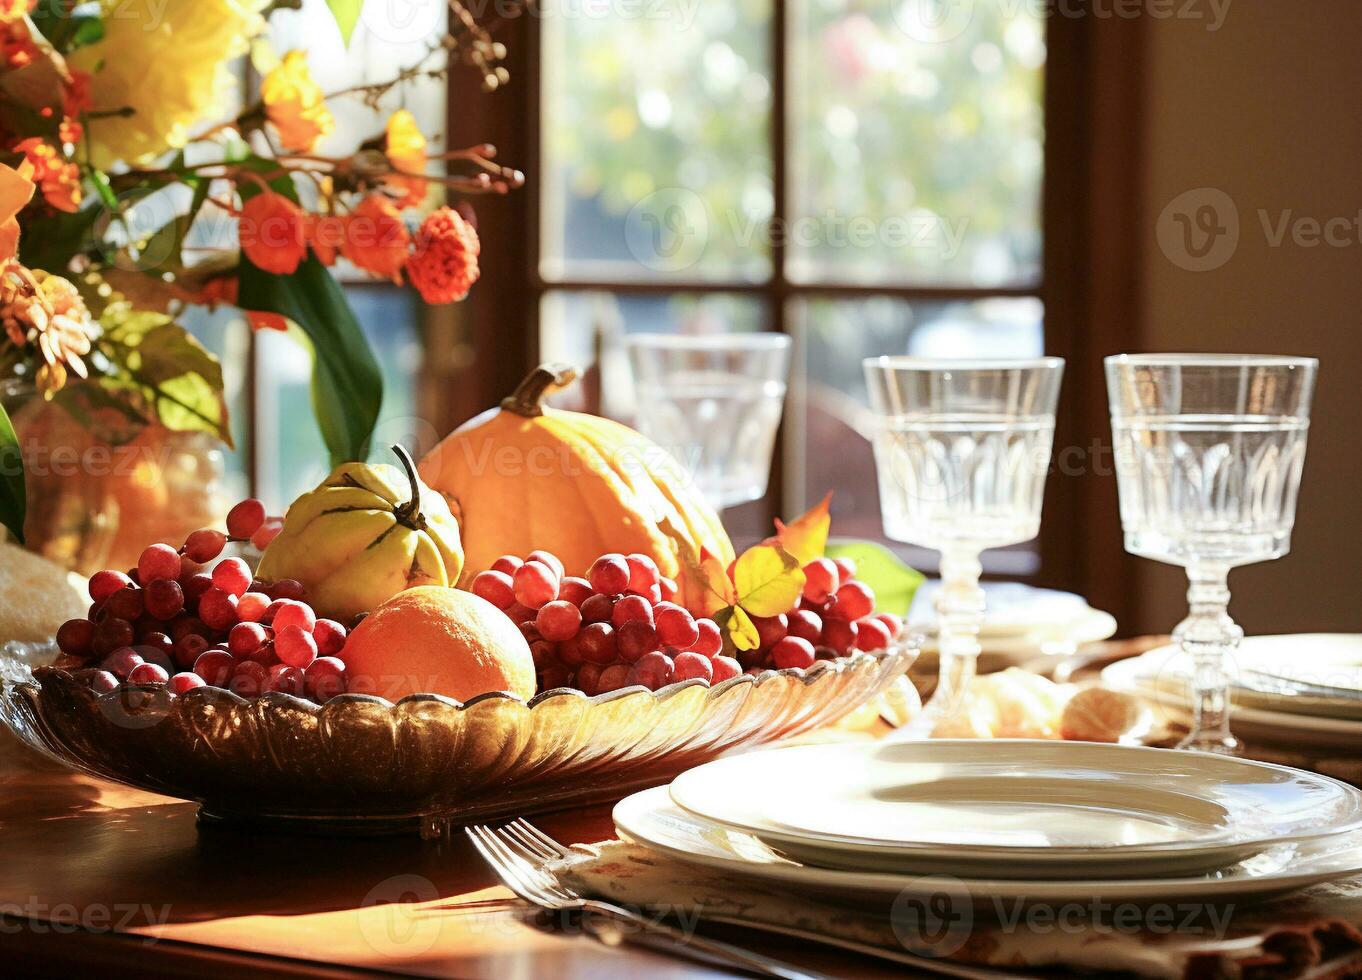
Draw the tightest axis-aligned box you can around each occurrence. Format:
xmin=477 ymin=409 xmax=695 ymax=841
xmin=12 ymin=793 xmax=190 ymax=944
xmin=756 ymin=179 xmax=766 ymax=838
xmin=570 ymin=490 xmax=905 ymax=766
xmin=1106 ymin=354 xmax=1317 ymax=753
xmin=863 ymin=357 xmax=1064 ymax=733
xmin=625 ymin=333 xmax=791 ymax=510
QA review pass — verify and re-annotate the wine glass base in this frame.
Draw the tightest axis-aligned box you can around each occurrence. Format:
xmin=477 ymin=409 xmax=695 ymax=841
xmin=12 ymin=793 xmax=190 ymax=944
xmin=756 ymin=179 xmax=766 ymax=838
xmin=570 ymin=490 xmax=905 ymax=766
xmin=1175 ymin=731 xmax=1242 ymax=755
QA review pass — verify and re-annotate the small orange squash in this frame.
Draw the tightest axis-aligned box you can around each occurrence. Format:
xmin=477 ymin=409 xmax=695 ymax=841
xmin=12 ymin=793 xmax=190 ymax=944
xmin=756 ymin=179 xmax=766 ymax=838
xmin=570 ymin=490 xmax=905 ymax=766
xmin=418 ymin=364 xmax=734 ymax=613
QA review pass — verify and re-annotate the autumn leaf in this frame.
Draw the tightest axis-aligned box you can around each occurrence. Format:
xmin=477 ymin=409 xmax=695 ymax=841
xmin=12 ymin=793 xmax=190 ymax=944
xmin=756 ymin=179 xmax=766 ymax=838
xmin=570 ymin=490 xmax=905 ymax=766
xmin=774 ymin=492 xmax=832 ymax=565
xmin=732 ymin=543 xmax=806 ymax=618
xmin=695 ymin=546 xmax=737 ymax=616
xmin=714 ymin=605 xmax=760 ymax=652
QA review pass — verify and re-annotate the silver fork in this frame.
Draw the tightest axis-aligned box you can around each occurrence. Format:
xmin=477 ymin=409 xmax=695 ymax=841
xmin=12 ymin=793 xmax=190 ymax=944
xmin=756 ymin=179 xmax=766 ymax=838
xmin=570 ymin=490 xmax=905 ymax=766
xmin=466 ymin=823 xmax=826 ymax=980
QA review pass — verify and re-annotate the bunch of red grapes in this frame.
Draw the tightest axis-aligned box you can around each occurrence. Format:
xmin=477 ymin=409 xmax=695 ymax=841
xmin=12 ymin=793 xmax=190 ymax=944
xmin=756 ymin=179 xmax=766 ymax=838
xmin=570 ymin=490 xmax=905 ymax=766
xmin=471 ymin=550 xmax=902 ymax=696
xmin=52 ymin=498 xmax=349 ymax=705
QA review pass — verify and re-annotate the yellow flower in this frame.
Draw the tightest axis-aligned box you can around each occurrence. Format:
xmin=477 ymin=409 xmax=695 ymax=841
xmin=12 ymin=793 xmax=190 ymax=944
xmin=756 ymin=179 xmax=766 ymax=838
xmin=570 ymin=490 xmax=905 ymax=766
xmin=261 ymin=50 xmax=334 ymax=153
xmin=383 ymin=109 xmax=427 ymax=208
xmin=68 ymin=0 xmax=269 ymax=168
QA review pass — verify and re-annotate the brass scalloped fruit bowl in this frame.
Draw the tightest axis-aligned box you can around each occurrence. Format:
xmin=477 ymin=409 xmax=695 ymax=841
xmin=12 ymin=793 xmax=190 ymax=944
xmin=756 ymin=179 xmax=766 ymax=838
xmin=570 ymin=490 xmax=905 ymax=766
xmin=0 ymin=642 xmax=915 ymax=834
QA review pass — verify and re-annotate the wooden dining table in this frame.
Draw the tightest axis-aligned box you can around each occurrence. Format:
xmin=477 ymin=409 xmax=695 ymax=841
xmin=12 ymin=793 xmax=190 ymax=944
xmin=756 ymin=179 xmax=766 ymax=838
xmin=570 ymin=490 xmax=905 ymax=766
xmin=0 ymin=639 xmax=1158 ymax=979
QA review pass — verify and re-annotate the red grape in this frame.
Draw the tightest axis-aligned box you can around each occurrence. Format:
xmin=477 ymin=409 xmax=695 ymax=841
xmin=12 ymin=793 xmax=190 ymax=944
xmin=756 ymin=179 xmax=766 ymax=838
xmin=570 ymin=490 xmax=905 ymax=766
xmin=557 ymin=634 xmax=583 ymax=668
xmin=537 ymin=665 xmax=572 ymax=691
xmin=673 ymin=651 xmax=713 ymax=683
xmin=313 ymin=619 xmax=347 ymax=657
xmin=788 ymin=608 xmax=823 ymax=644
xmin=472 ymin=570 xmax=515 ymax=609
xmin=198 ymin=587 xmax=239 ymax=631
xmin=184 ymin=529 xmax=227 ymax=564
xmin=490 ymin=555 xmax=523 ymax=576
xmin=611 ymin=594 xmax=654 ymax=628
xmin=658 ymin=577 xmax=678 ymax=602
xmin=625 ymin=553 xmax=660 ymax=595
xmin=855 ymin=616 xmax=893 ymax=652
xmin=517 ymin=621 xmax=542 ymax=645
xmin=138 ymin=631 xmax=174 ymax=658
xmin=304 ymin=657 xmax=347 ymax=702
xmin=93 ymin=618 xmax=135 ymax=657
xmin=654 ymin=603 xmax=699 ymax=650
xmin=89 ymin=569 xmax=132 ymax=604
xmin=615 ymin=620 xmax=657 ymax=663
xmin=579 ymin=593 xmax=615 ymax=624
xmin=266 ymin=579 xmax=307 ymax=602
xmin=193 ymin=649 xmax=236 ymax=687
xmin=275 ymin=625 xmax=318 ymax=669
xmin=576 ymin=622 xmax=618 ymax=665
xmin=101 ymin=647 xmax=144 ymax=679
xmin=228 ymin=622 xmax=269 ymax=659
xmin=576 ymin=662 xmax=605 ymax=696
xmin=229 ymin=660 xmax=267 ymax=697
xmin=874 ymin=613 xmax=903 ymax=640
xmin=513 ymin=561 xmax=559 ymax=609
xmin=830 ymin=581 xmax=874 ymax=621
xmin=710 ymin=655 xmax=741 ymax=683
xmin=832 ymin=557 xmax=857 ymax=582
xmin=596 ymin=664 xmax=631 ymax=693
xmin=771 ymin=636 xmax=816 ymax=670
xmin=250 ymin=519 xmax=284 ymax=551
xmin=527 ymin=550 xmax=565 ymax=578
xmin=144 ymin=579 xmax=185 ymax=620
xmin=801 ymin=558 xmax=840 ymax=604
xmin=815 ymin=645 xmax=839 ymax=661
xmin=128 ymin=662 xmax=169 ymax=685
xmin=529 ymin=640 xmax=559 ymax=670
xmin=236 ymin=591 xmax=271 ymax=623
xmin=181 ymin=573 xmax=213 ymax=606
xmin=503 ymin=602 xmax=536 ymax=624
xmin=169 ymin=672 xmax=206 ymax=695
xmin=535 ymin=600 xmax=581 ymax=642
xmin=272 ymin=599 xmax=316 ymax=634
xmin=168 ymin=615 xmax=207 ymax=643
xmin=626 ymin=651 xmax=674 ymax=691
xmin=821 ymin=618 xmax=859 ymax=654
xmin=264 ymin=663 xmax=305 ymax=696
xmin=226 ymin=498 xmax=267 ymax=539
xmin=56 ymin=618 xmax=94 ymax=657
xmin=587 ymin=554 xmax=630 ymax=595
xmin=212 ymin=557 xmax=252 ymax=597
xmin=138 ymin=544 xmax=181 ymax=583
xmin=689 ymin=618 xmax=723 ymax=658
xmin=753 ymin=614 xmax=788 ymax=651
xmin=172 ymin=634 xmax=210 ymax=670
xmin=559 ymin=576 xmax=594 ymax=607
xmin=105 ymin=586 xmax=145 ymax=622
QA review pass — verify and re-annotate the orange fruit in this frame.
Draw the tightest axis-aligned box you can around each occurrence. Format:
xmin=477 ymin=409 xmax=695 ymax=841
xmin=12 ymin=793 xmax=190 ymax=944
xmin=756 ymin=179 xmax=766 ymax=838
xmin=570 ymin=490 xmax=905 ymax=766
xmin=341 ymin=586 xmax=535 ymax=703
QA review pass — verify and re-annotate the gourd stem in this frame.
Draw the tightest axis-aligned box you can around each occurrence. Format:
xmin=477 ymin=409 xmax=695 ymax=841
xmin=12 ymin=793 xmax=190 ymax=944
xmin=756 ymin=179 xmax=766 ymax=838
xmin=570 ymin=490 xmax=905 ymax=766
xmin=501 ymin=363 xmax=579 ymax=417
xmin=390 ymin=444 xmax=428 ymax=531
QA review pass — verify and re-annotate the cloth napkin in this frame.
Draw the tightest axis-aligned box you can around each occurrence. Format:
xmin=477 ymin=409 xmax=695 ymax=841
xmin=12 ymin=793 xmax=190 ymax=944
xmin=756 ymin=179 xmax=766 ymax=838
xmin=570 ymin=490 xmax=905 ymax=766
xmin=554 ymin=840 xmax=1362 ymax=978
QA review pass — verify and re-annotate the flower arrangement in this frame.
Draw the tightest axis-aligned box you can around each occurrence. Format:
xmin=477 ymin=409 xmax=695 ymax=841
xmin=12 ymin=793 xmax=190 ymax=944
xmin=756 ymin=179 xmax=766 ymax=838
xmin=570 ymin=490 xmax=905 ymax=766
xmin=0 ymin=0 xmax=523 ymax=547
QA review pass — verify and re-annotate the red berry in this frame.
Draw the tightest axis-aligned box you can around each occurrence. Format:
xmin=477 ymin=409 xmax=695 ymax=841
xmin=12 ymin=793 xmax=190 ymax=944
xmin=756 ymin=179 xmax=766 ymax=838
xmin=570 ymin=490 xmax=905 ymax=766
xmin=92 ymin=618 xmax=135 ymax=657
xmin=753 ymin=614 xmax=788 ymax=651
xmin=490 ymin=555 xmax=523 ymax=576
xmin=266 ymin=578 xmax=307 ymax=602
xmin=529 ymin=640 xmax=559 ymax=671
xmin=596 ymin=663 xmax=631 ymax=693
xmin=673 ymin=651 xmax=713 ymax=683
xmin=527 ymin=550 xmax=565 ymax=578
xmin=173 ymin=634 xmax=210 ymax=670
xmin=229 ymin=660 xmax=267 ymax=697
xmin=832 ymin=557 xmax=857 ymax=582
xmin=198 ymin=588 xmax=239 ymax=631
xmin=559 ymin=576 xmax=594 ymax=607
xmin=264 ymin=663 xmax=305 ymax=696
xmin=576 ymin=662 xmax=606 ymax=696
xmin=821 ymin=618 xmax=859 ymax=654
xmin=304 ymin=657 xmax=347 ymax=702
xmin=801 ymin=558 xmax=840 ymax=604
xmin=169 ymin=672 xmax=205 ymax=695
xmin=788 ymin=608 xmax=823 ymax=644
xmin=75 ymin=669 xmax=119 ymax=694
xmin=128 ymin=662 xmax=169 ymax=685
xmin=659 ymin=577 xmax=678 ymax=602
xmin=689 ymin=618 xmax=723 ymax=658
xmin=138 ymin=544 xmax=182 ymax=583
xmin=184 ymin=529 xmax=227 ymax=564
xmin=831 ymin=581 xmax=875 ymax=621
xmin=227 ymin=622 xmax=268 ymax=659
xmin=89 ymin=569 xmax=132 ymax=604
xmin=654 ymin=603 xmax=699 ymax=649
xmin=625 ymin=553 xmax=660 ymax=595
xmin=101 ymin=647 xmax=143 ymax=679
xmin=182 ymin=573 xmax=214 ymax=607
xmin=517 ymin=621 xmax=542 ymax=645
xmin=513 ymin=561 xmax=559 ymax=609
xmin=611 ymin=594 xmax=654 ymax=628
xmin=587 ymin=554 xmax=630 ymax=595
xmin=855 ymin=616 xmax=893 ymax=652
xmin=144 ymin=578 xmax=185 ymax=620
xmin=472 ymin=570 xmax=516 ymax=609
xmin=236 ymin=591 xmax=271 ymax=623
xmin=105 ymin=586 xmax=144 ymax=622
xmin=275 ymin=625 xmax=318 ymax=669
xmin=538 ymin=665 xmax=572 ymax=691
xmin=874 ymin=613 xmax=903 ymax=640
xmin=711 ymin=655 xmax=741 ymax=683
xmin=615 ymin=620 xmax=657 ymax=663
xmin=313 ymin=619 xmax=347 ymax=657
xmin=56 ymin=618 xmax=94 ymax=656
xmin=168 ymin=615 xmax=207 ymax=643
xmin=536 ymin=600 xmax=582 ymax=642
xmin=226 ymin=498 xmax=267 ymax=539
xmin=579 ymin=593 xmax=615 ymax=624
xmin=626 ymin=651 xmax=674 ymax=691
xmin=193 ymin=649 xmax=236 ymax=687
xmin=138 ymin=631 xmax=174 ymax=658
xmin=771 ymin=636 xmax=816 ymax=670
xmin=272 ymin=599 xmax=316 ymax=634
xmin=557 ymin=634 xmax=583 ymax=668
xmin=250 ymin=518 xmax=284 ymax=551
xmin=212 ymin=557 xmax=252 ymax=597
xmin=577 ymin=622 xmax=619 ymax=665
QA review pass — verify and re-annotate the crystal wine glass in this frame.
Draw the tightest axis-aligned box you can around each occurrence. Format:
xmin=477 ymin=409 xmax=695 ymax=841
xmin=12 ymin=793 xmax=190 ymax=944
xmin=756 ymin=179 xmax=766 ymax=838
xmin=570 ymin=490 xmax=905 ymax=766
xmin=1105 ymin=354 xmax=1317 ymax=753
xmin=625 ymin=333 xmax=791 ymax=510
xmin=863 ymin=357 xmax=1064 ymax=733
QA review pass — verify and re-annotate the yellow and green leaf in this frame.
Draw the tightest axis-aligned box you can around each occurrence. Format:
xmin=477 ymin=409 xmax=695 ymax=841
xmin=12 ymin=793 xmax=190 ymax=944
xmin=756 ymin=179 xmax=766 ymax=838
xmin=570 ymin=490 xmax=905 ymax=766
xmin=733 ymin=542 xmax=805 ymax=618
xmin=714 ymin=605 xmax=760 ymax=652
xmin=774 ymin=492 xmax=832 ymax=566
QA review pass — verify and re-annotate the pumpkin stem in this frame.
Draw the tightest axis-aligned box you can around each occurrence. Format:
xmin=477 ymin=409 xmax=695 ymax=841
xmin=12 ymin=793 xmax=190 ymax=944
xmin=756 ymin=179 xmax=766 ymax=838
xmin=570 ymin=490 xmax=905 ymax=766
xmin=501 ymin=363 xmax=579 ymax=417
xmin=390 ymin=444 xmax=428 ymax=532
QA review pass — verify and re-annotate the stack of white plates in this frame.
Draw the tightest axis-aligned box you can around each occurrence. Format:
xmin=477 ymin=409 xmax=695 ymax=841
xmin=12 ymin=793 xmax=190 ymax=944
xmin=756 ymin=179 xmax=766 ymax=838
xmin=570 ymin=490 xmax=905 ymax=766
xmin=1103 ymin=634 xmax=1362 ymax=751
xmin=617 ymin=741 xmax=1362 ymax=905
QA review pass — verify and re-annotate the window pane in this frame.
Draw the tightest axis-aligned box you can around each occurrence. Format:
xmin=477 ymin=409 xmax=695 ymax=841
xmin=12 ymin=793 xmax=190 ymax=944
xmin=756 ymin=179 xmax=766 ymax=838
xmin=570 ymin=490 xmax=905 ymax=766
xmin=789 ymin=296 xmax=1044 ymax=574
xmin=541 ymin=4 xmax=773 ymax=282
xmin=789 ymin=1 xmax=1044 ymax=287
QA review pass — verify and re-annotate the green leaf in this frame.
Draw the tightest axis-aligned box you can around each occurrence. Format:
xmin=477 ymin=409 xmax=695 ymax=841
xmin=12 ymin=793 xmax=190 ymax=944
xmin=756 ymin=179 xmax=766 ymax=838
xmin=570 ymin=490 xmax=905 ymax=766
xmin=733 ymin=542 xmax=806 ymax=618
xmin=325 ymin=0 xmax=364 ymax=45
xmin=237 ymin=255 xmax=383 ymax=467
xmin=69 ymin=15 xmax=106 ymax=48
xmin=0 ymin=400 xmax=25 ymax=544
xmin=714 ymin=605 xmax=759 ymax=652
xmin=825 ymin=540 xmax=926 ymax=616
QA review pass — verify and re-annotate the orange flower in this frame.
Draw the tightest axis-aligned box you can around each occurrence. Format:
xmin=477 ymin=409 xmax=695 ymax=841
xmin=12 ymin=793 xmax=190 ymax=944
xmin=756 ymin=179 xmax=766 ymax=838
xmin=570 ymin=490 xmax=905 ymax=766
xmin=305 ymin=213 xmax=345 ymax=267
xmin=261 ymin=50 xmax=334 ymax=154
xmin=407 ymin=207 xmax=480 ymax=304
xmin=239 ymin=191 xmax=307 ymax=275
xmin=0 ymin=160 xmax=34 ymax=265
xmin=383 ymin=109 xmax=427 ymax=208
xmin=194 ymin=274 xmax=238 ymax=308
xmin=340 ymin=195 xmax=409 ymax=283
xmin=13 ymin=138 xmax=80 ymax=213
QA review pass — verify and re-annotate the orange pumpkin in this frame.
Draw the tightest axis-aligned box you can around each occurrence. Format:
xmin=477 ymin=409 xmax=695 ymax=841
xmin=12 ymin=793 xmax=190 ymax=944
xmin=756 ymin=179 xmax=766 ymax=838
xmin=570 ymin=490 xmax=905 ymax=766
xmin=418 ymin=364 xmax=734 ymax=613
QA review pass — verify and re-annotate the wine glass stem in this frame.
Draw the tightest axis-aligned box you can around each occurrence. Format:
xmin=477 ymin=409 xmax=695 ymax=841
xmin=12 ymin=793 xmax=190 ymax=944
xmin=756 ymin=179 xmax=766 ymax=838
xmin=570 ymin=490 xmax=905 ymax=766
xmin=1176 ymin=563 xmax=1243 ymax=753
xmin=933 ymin=547 xmax=985 ymax=716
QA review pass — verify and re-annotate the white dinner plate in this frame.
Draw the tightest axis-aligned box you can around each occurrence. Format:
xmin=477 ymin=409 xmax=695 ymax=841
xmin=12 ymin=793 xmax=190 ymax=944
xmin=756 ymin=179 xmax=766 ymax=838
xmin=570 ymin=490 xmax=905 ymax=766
xmin=668 ymin=740 xmax=1362 ymax=879
xmin=617 ymin=786 xmax=1362 ymax=906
